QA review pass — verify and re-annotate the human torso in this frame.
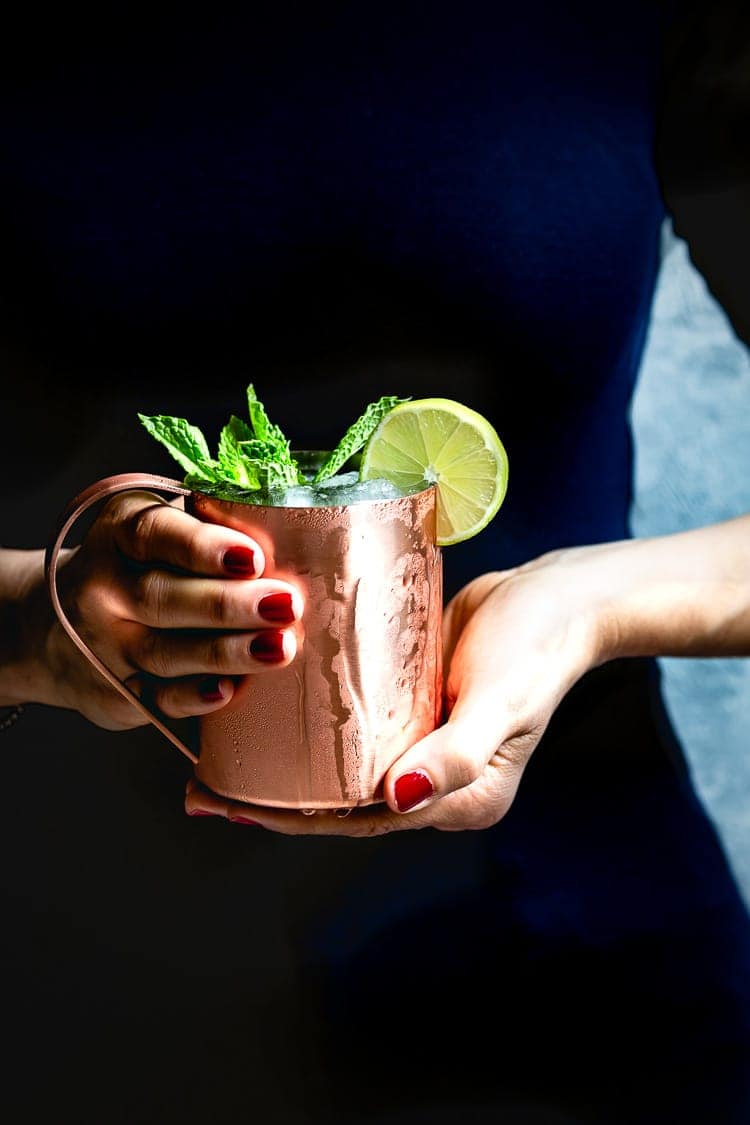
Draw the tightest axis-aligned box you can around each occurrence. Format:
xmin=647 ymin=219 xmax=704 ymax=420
xmin=1 ymin=1 xmax=667 ymax=589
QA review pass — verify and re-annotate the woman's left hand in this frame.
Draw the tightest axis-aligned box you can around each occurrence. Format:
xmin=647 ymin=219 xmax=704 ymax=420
xmin=186 ymin=512 xmax=750 ymax=832
xmin=184 ymin=549 xmax=605 ymax=833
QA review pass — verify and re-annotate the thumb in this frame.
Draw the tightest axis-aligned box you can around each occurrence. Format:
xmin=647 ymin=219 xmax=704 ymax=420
xmin=382 ymin=683 xmax=535 ymax=818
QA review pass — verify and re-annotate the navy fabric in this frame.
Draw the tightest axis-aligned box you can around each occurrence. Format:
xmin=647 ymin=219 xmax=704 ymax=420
xmin=1 ymin=4 xmax=748 ymax=1122
xmin=2 ymin=3 xmax=665 ymax=580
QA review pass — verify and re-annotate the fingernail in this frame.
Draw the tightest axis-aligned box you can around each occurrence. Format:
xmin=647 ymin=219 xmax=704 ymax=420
xmin=198 ymin=676 xmax=224 ymax=702
xmin=250 ymin=630 xmax=286 ymax=663
xmin=258 ymin=591 xmax=295 ymax=625
xmin=223 ymin=545 xmax=257 ymax=577
xmin=188 ymin=809 xmax=216 ymax=817
xmin=229 ymin=815 xmax=262 ymax=826
xmin=394 ymin=770 xmax=434 ymax=812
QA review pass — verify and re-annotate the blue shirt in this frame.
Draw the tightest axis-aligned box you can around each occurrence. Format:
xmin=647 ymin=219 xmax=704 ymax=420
xmin=2 ymin=2 xmax=666 ymax=593
xmin=2 ymin=5 xmax=748 ymax=1121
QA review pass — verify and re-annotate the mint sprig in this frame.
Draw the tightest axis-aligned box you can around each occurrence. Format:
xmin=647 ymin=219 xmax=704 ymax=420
xmin=137 ymin=414 xmax=221 ymax=481
xmin=312 ymin=395 xmax=410 ymax=484
xmin=247 ymin=385 xmax=291 ymax=457
xmin=138 ymin=386 xmax=407 ymax=496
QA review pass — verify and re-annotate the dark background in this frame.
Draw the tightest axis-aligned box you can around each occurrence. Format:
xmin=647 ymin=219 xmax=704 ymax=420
xmin=1 ymin=4 xmax=749 ymax=1124
xmin=657 ymin=0 xmax=750 ymax=347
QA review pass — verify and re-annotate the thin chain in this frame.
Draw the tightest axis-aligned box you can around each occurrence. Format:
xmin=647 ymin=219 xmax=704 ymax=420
xmin=0 ymin=704 xmax=24 ymax=732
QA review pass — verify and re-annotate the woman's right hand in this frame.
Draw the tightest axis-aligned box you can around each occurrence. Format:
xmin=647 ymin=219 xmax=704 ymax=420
xmin=7 ymin=490 xmax=302 ymax=729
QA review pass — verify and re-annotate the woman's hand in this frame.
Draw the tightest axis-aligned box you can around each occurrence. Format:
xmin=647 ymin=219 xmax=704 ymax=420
xmin=183 ymin=512 xmax=750 ymax=833
xmin=2 ymin=491 xmax=303 ymax=729
xmin=185 ymin=548 xmax=604 ymax=832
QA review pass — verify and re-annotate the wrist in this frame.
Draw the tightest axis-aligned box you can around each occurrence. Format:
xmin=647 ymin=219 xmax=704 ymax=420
xmin=539 ymin=539 xmax=680 ymax=667
xmin=563 ymin=517 xmax=750 ymax=664
xmin=0 ymin=548 xmax=73 ymax=708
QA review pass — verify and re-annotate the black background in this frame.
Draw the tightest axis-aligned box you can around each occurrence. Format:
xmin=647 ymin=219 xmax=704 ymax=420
xmin=2 ymin=4 xmax=750 ymax=1124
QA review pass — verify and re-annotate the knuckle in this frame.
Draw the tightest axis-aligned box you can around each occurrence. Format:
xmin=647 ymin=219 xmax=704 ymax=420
xmin=207 ymin=582 xmax=234 ymax=628
xmin=206 ymin=633 xmax=228 ymax=672
xmin=481 ymin=772 xmax=518 ymax=826
xmin=499 ymin=725 xmax=543 ymax=767
xmin=445 ymin=738 xmax=483 ymax=789
xmin=133 ymin=568 xmax=168 ymax=621
xmin=454 ymin=778 xmax=510 ymax=832
xmin=154 ymin=687 xmax=190 ymax=719
xmin=98 ymin=494 xmax=128 ymax=530
xmin=127 ymin=505 xmax=162 ymax=563
xmin=136 ymin=631 xmax=171 ymax=679
xmin=183 ymin=522 xmax=207 ymax=571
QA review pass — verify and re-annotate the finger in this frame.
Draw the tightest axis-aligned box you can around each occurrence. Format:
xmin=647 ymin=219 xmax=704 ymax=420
xmin=184 ymin=778 xmax=411 ymax=836
xmin=128 ymin=671 xmax=238 ymax=718
xmin=151 ymin=674 xmax=238 ymax=718
xmin=384 ymin=575 xmax=554 ymax=817
xmin=381 ymin=687 xmax=534 ymax=817
xmin=133 ymin=626 xmax=297 ymax=678
xmin=108 ymin=492 xmax=265 ymax=577
xmin=124 ymin=571 xmax=303 ymax=630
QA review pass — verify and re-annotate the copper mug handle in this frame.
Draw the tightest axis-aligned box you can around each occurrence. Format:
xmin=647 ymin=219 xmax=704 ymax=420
xmin=44 ymin=473 xmax=199 ymax=765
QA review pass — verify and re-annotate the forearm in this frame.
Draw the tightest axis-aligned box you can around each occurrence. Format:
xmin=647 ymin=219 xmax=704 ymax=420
xmin=0 ymin=547 xmax=69 ymax=707
xmin=574 ymin=514 xmax=750 ymax=662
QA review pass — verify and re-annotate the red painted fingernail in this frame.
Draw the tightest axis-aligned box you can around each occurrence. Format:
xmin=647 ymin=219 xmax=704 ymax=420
xmin=258 ymin=591 xmax=296 ymax=624
xmin=223 ymin=545 xmax=257 ymax=577
xmin=198 ymin=676 xmax=224 ymax=702
xmin=188 ymin=809 xmax=216 ymax=817
xmin=250 ymin=630 xmax=286 ymax=662
xmin=229 ymin=815 xmax=262 ymax=826
xmin=394 ymin=770 xmax=434 ymax=812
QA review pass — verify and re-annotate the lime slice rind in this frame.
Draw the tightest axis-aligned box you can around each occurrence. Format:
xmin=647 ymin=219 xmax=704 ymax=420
xmin=360 ymin=398 xmax=508 ymax=546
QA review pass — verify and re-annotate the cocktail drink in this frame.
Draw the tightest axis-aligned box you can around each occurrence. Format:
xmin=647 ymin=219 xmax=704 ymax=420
xmin=190 ymin=457 xmax=442 ymax=809
xmin=45 ymin=387 xmax=507 ymax=811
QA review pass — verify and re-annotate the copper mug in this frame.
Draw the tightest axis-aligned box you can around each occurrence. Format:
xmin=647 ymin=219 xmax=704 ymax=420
xmin=45 ymin=464 xmax=443 ymax=809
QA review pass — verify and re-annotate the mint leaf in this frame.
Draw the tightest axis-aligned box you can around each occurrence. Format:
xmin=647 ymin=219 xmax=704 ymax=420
xmin=237 ymin=438 xmax=283 ymax=461
xmin=313 ymin=395 xmax=411 ymax=483
xmin=236 ymin=443 xmax=300 ymax=489
xmin=138 ymin=414 xmax=220 ymax=480
xmin=253 ymin=460 xmax=302 ymax=490
xmin=218 ymin=416 xmax=261 ymax=488
xmin=226 ymin=414 xmax=255 ymax=444
xmin=245 ymin=385 xmax=306 ymax=482
xmin=247 ymin=384 xmax=291 ymax=457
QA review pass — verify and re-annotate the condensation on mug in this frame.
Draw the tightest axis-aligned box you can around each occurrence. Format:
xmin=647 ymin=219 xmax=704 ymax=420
xmin=189 ymin=485 xmax=442 ymax=809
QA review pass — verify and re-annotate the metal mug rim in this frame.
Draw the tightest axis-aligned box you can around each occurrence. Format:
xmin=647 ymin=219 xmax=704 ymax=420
xmin=189 ymin=448 xmax=435 ymax=511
